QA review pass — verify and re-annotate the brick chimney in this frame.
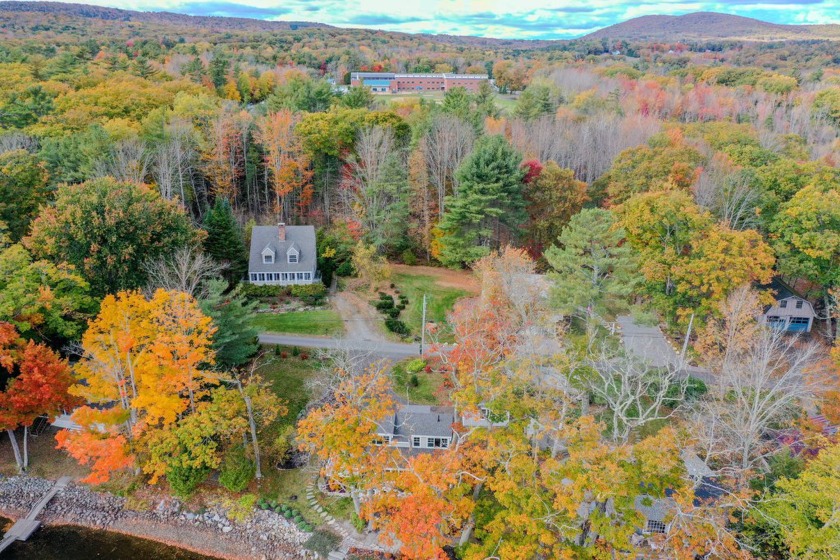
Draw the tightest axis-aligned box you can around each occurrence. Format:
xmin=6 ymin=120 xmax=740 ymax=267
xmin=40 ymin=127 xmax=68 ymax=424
xmin=278 ymin=222 xmax=286 ymax=242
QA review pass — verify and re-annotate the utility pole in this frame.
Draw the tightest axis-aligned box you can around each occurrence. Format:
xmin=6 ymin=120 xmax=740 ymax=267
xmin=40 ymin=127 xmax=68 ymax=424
xmin=420 ymin=293 xmax=427 ymax=356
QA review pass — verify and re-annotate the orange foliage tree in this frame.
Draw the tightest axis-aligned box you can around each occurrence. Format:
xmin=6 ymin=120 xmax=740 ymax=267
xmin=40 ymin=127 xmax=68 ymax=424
xmin=256 ymin=109 xmax=313 ymax=221
xmin=56 ymin=289 xmax=215 ymax=484
xmin=297 ymin=362 xmax=399 ymax=516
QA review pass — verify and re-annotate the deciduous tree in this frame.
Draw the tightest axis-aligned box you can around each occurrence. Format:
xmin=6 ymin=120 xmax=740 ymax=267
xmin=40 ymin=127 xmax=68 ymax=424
xmin=0 ymin=322 xmax=77 ymax=472
xmin=25 ymin=178 xmax=198 ymax=297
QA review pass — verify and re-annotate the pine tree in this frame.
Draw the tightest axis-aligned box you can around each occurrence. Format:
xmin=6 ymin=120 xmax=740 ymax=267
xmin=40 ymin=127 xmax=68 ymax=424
xmin=203 ymin=198 xmax=248 ymax=284
xmin=199 ymin=279 xmax=258 ymax=369
xmin=437 ymin=135 xmax=525 ymax=267
xmin=544 ymin=208 xmax=640 ymax=315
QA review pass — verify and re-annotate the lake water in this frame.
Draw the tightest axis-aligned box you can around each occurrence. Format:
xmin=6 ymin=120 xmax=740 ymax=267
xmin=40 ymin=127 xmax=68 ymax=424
xmin=0 ymin=518 xmax=221 ymax=559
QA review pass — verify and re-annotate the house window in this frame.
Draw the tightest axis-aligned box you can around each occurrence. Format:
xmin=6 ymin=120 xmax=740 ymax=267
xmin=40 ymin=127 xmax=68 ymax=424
xmin=281 ymin=273 xmax=288 ymax=281
xmin=790 ymin=317 xmax=810 ymax=325
xmin=795 ymin=300 xmax=803 ymax=309
xmin=263 ymin=254 xmax=274 ymax=264
xmin=305 ymin=272 xmax=311 ymax=280
xmin=646 ymin=520 xmax=666 ymax=534
xmin=288 ymin=253 xmax=298 ymax=264
xmin=250 ymin=273 xmax=257 ymax=281
xmin=780 ymin=300 xmax=788 ymax=308
xmin=258 ymin=273 xmax=265 ymax=282
xmin=297 ymin=272 xmax=304 ymax=280
xmin=412 ymin=436 xmax=421 ymax=447
xmin=428 ymin=437 xmax=448 ymax=448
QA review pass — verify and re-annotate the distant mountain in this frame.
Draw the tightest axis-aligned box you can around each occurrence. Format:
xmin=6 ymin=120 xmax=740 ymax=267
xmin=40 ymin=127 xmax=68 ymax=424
xmin=0 ymin=1 xmax=330 ymax=32
xmin=582 ymin=12 xmax=840 ymax=41
xmin=0 ymin=1 xmax=552 ymax=48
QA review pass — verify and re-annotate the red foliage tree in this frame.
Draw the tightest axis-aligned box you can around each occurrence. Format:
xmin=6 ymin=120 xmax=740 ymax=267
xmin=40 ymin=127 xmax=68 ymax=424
xmin=0 ymin=322 xmax=78 ymax=471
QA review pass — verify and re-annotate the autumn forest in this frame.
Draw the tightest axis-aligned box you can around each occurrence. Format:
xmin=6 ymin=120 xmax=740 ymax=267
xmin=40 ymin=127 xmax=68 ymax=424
xmin=0 ymin=3 xmax=837 ymax=560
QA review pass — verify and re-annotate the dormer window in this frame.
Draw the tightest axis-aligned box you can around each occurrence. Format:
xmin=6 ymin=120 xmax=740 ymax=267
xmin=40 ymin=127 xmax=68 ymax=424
xmin=287 ymin=247 xmax=299 ymax=264
xmin=780 ymin=300 xmax=788 ymax=308
xmin=261 ymin=246 xmax=275 ymax=265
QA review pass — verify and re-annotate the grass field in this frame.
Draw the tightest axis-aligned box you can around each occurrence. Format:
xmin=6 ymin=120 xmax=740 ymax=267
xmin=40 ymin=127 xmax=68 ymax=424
xmin=251 ymin=310 xmax=344 ymax=336
xmin=391 ymin=359 xmax=447 ymax=405
xmin=392 ymin=272 xmax=472 ymax=337
xmin=255 ymin=347 xmax=325 ymax=427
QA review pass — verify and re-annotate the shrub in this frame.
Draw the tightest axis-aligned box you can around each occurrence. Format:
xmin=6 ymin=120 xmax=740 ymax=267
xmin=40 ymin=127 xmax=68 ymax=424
xmin=335 ymin=260 xmax=353 ymax=277
xmin=373 ymin=299 xmax=394 ymax=312
xmin=405 ymin=358 xmax=426 ymax=374
xmin=409 ymin=374 xmax=419 ymax=388
xmin=240 ymin=284 xmax=289 ymax=301
xmin=166 ymin=465 xmax=209 ymax=498
xmin=385 ymin=317 xmax=409 ymax=335
xmin=300 ymin=352 xmax=309 ymax=360
xmin=386 ymin=308 xmax=401 ymax=319
xmin=350 ymin=513 xmax=366 ymax=532
xmin=292 ymin=346 xmax=300 ymax=356
xmin=401 ymin=249 xmax=417 ymax=266
xmin=219 ymin=447 xmax=255 ymax=493
xmin=280 ymin=351 xmax=289 ymax=359
xmin=227 ymin=493 xmax=258 ymax=523
xmin=291 ymin=283 xmax=327 ymax=306
xmin=681 ymin=376 xmax=709 ymax=401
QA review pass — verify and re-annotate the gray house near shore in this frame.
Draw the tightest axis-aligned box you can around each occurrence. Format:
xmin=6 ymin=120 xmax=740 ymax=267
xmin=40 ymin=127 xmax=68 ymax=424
xmin=374 ymin=405 xmax=456 ymax=452
xmin=248 ymin=223 xmax=318 ymax=286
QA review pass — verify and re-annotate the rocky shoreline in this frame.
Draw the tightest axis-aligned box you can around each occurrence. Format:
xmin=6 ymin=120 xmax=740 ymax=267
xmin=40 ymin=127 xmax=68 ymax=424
xmin=0 ymin=475 xmax=312 ymax=560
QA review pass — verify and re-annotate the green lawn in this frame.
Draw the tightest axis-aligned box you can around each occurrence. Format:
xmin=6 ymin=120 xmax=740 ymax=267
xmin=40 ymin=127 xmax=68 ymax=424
xmin=254 ymin=349 xmax=326 ymax=526
xmin=392 ymin=359 xmax=447 ymax=405
xmin=392 ymin=272 xmax=470 ymax=337
xmin=255 ymin=346 xmax=324 ymax=427
xmin=251 ymin=310 xmax=344 ymax=336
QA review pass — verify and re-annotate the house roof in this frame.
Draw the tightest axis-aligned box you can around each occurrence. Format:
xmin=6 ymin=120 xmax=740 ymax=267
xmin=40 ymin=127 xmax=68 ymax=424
xmin=248 ymin=225 xmax=316 ymax=273
xmin=634 ymin=495 xmax=675 ymax=523
xmin=378 ymin=405 xmax=455 ymax=439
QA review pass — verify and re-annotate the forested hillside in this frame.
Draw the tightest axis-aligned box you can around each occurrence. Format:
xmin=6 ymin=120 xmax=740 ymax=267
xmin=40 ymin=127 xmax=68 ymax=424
xmin=0 ymin=4 xmax=838 ymax=560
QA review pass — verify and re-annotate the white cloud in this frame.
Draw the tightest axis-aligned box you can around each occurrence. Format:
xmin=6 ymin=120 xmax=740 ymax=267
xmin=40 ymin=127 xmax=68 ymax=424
xmin=43 ymin=0 xmax=840 ymax=38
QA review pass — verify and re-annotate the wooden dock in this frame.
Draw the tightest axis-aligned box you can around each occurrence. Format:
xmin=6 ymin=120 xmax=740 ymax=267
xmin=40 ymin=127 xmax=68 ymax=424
xmin=0 ymin=476 xmax=71 ymax=554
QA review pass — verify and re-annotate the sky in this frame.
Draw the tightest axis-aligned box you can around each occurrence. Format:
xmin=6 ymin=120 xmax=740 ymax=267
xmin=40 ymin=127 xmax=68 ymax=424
xmin=45 ymin=0 xmax=840 ymax=39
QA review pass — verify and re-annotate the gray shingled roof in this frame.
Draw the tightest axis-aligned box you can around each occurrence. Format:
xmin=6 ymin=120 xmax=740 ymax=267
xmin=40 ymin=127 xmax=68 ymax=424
xmin=248 ymin=225 xmax=317 ymax=273
xmin=378 ymin=405 xmax=455 ymax=439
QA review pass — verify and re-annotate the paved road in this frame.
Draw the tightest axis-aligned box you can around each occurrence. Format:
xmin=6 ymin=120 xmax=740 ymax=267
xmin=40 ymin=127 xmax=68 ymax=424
xmin=258 ymin=333 xmax=422 ymax=360
xmin=615 ymin=315 xmax=681 ymax=368
xmin=615 ymin=316 xmax=715 ymax=383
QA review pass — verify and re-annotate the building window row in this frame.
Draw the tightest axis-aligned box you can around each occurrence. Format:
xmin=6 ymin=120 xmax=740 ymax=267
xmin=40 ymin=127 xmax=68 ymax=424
xmin=250 ymin=272 xmax=312 ymax=282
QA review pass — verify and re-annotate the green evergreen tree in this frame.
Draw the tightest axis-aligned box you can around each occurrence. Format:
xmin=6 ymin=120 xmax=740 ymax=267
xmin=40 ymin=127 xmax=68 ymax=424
xmin=209 ymin=52 xmax=230 ymax=89
xmin=437 ymin=135 xmax=525 ymax=267
xmin=544 ymin=208 xmax=640 ymax=315
xmin=199 ymin=278 xmax=258 ymax=369
xmin=203 ymin=198 xmax=248 ymax=284
xmin=513 ymin=84 xmax=553 ymax=121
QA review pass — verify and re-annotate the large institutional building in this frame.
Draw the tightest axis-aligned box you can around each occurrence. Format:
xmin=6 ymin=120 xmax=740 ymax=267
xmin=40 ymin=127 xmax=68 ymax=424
xmin=350 ymin=72 xmax=488 ymax=94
